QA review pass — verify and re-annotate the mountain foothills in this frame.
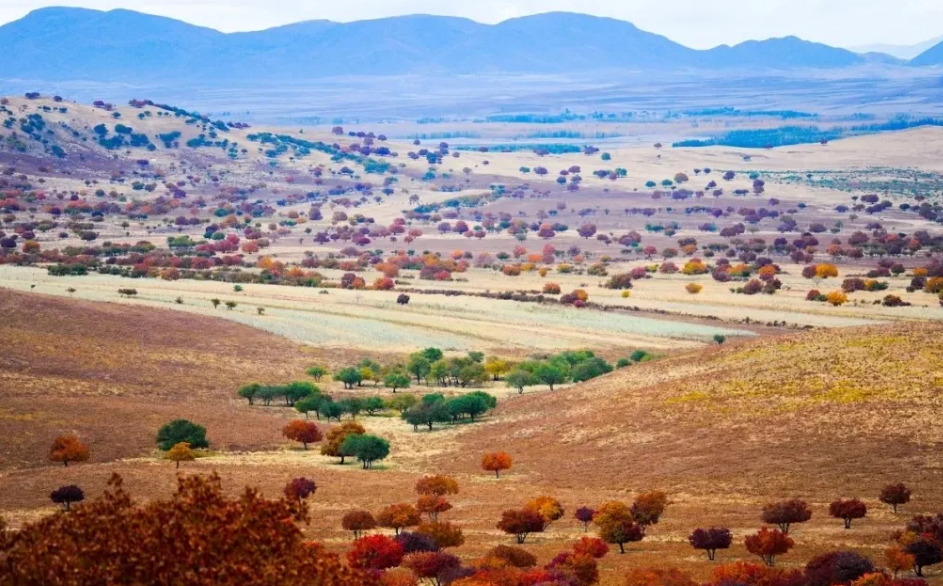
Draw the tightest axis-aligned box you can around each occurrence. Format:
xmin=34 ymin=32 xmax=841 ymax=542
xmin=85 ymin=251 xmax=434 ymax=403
xmin=0 ymin=7 xmax=941 ymax=82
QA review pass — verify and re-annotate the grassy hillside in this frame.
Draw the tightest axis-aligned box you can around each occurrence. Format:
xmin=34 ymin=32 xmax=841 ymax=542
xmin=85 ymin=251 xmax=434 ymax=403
xmin=445 ymin=322 xmax=943 ymax=498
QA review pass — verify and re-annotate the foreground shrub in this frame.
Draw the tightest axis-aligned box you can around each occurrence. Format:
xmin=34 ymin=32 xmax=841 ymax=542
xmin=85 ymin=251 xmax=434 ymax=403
xmin=0 ymin=473 xmax=375 ymax=585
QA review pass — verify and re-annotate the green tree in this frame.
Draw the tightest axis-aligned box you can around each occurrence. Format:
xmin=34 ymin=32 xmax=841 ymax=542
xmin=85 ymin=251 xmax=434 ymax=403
xmin=336 ymin=367 xmax=363 ymax=389
xmin=156 ymin=419 xmax=208 ymax=451
xmin=319 ymin=400 xmax=344 ymax=422
xmin=387 ymin=394 xmax=418 ymax=413
xmin=306 ymin=365 xmax=327 ymax=382
xmin=295 ymin=392 xmax=327 ymax=420
xmin=364 ymin=396 xmax=385 ymax=415
xmin=402 ymin=401 xmax=451 ymax=432
xmin=385 ymin=372 xmax=411 ymax=393
xmin=421 ymin=348 xmax=444 ymax=362
xmin=237 ymin=383 xmax=260 ymax=405
xmin=535 ymin=363 xmax=568 ymax=391
xmin=457 ymin=364 xmax=488 ymax=388
xmin=341 ymin=434 xmax=390 ymax=469
xmin=282 ymin=381 xmax=317 ymax=407
xmin=506 ymin=369 xmax=537 ymax=394
xmin=407 ymin=355 xmax=431 ymax=384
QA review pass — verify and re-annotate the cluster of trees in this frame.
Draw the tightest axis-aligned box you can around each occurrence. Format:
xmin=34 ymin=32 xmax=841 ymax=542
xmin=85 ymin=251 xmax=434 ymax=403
xmin=401 ymin=392 xmax=497 ymax=432
xmin=504 ymin=350 xmax=624 ymax=394
xmin=404 ymin=349 xmax=492 ymax=388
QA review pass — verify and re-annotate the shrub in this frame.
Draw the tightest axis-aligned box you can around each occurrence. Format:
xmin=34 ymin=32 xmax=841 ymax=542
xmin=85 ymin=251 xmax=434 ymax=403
xmin=156 ymin=419 xmax=208 ymax=451
xmin=826 ymin=291 xmax=848 ymax=306
xmin=685 ymin=283 xmax=703 ymax=294
xmin=605 ymin=274 xmax=634 ymax=290
xmin=2 ymin=474 xmax=374 ymax=585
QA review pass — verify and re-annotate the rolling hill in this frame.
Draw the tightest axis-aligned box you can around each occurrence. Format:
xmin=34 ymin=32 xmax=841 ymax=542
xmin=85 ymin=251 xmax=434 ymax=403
xmin=0 ymin=8 xmax=873 ymax=83
xmin=444 ymin=322 xmax=943 ymax=500
xmin=912 ymin=38 xmax=943 ymax=66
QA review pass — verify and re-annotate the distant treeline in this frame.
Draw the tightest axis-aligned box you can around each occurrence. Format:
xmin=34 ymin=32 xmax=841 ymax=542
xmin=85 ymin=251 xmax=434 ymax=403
xmin=455 ymin=143 xmax=584 ymax=154
xmin=673 ymin=107 xmax=817 ymax=120
xmin=408 ymin=132 xmax=482 ymax=139
xmin=673 ymin=116 xmax=943 ymax=148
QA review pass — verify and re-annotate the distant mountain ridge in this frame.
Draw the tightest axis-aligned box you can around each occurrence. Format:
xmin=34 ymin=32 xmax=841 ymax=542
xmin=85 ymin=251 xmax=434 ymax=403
xmin=0 ymin=7 xmax=932 ymax=83
xmin=851 ymin=36 xmax=943 ymax=60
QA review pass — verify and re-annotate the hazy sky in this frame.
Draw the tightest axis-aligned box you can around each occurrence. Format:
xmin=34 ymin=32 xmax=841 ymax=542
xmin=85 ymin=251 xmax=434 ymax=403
xmin=2 ymin=0 xmax=941 ymax=49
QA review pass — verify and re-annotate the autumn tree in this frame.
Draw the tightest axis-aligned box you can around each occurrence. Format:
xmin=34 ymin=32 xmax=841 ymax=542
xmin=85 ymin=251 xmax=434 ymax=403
xmin=416 ymin=521 xmax=465 ymax=549
xmin=156 ymin=419 xmax=208 ymax=451
xmin=526 ymin=496 xmax=564 ymax=529
xmin=880 ymin=484 xmax=911 ymax=513
xmin=829 ymin=499 xmax=867 ymax=529
xmin=343 ymin=510 xmax=377 ymax=539
xmin=416 ymin=475 xmax=459 ymax=497
xmin=903 ymin=537 xmax=943 ymax=577
xmin=632 ymin=491 xmax=668 ymax=527
xmin=803 ymin=551 xmax=875 ymax=586
xmin=417 ymin=495 xmax=453 ymax=522
xmin=594 ymin=501 xmax=645 ymax=554
xmin=284 ymin=477 xmax=317 ymax=504
xmin=0 ymin=473 xmax=376 ymax=585
xmin=484 ymin=357 xmax=510 ymax=381
xmin=321 ymin=421 xmax=366 ymax=464
xmin=575 ymin=507 xmax=595 ymax=532
xmin=283 ymin=420 xmax=323 ymax=450
xmin=689 ymin=527 xmax=733 ymax=560
xmin=49 ymin=485 xmax=85 ymax=511
xmin=49 ymin=435 xmax=90 ymax=467
xmin=497 ymin=509 xmax=546 ymax=544
xmin=402 ymin=551 xmax=461 ymax=586
xmin=378 ymin=503 xmax=422 ymax=534
xmin=745 ymin=527 xmax=794 ymax=566
xmin=166 ymin=442 xmax=196 ymax=468
xmin=885 ymin=547 xmax=915 ymax=577
xmin=761 ymin=499 xmax=812 ymax=533
xmin=481 ymin=451 xmax=513 ymax=478
xmin=347 ymin=535 xmax=405 ymax=571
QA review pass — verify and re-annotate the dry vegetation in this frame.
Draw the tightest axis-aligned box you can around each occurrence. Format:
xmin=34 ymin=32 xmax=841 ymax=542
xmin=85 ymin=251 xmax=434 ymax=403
xmin=1 ymin=94 xmax=943 ymax=585
xmin=2 ymin=291 xmax=942 ymax=585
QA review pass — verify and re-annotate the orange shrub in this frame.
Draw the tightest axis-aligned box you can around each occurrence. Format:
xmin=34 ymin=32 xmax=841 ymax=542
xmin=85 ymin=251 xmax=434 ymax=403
xmin=685 ymin=283 xmax=703 ymax=294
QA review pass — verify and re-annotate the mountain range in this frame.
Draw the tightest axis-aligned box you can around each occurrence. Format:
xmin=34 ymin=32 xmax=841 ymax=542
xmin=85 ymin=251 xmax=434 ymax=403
xmin=0 ymin=7 xmax=941 ymax=83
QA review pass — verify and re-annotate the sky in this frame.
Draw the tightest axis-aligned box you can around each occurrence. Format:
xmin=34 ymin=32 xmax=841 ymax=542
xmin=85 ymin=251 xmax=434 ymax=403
xmin=1 ymin=0 xmax=942 ymax=49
